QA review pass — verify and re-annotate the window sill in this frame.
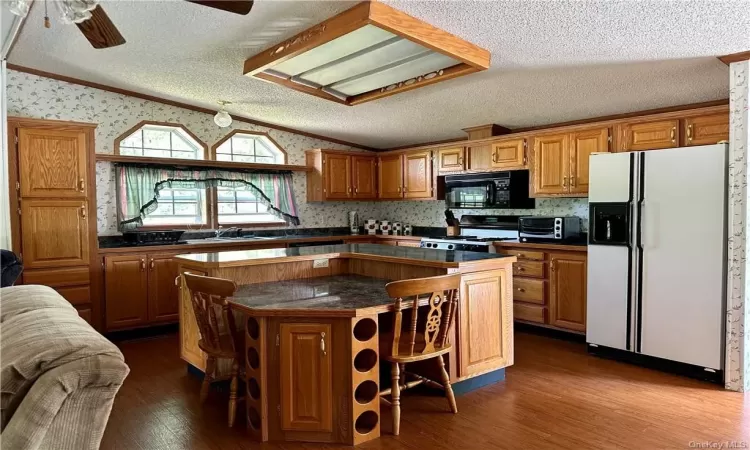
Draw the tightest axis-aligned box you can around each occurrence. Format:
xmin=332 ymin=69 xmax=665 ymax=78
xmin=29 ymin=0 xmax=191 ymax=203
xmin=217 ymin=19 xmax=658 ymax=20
xmin=98 ymin=154 xmax=311 ymax=172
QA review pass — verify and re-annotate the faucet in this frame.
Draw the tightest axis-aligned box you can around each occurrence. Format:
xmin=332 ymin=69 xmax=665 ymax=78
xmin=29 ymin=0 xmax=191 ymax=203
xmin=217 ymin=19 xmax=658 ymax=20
xmin=215 ymin=226 xmax=241 ymax=238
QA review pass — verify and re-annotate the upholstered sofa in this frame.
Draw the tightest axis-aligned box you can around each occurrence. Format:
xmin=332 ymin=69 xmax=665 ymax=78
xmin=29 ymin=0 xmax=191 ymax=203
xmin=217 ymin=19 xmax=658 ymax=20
xmin=0 ymin=285 xmax=130 ymax=450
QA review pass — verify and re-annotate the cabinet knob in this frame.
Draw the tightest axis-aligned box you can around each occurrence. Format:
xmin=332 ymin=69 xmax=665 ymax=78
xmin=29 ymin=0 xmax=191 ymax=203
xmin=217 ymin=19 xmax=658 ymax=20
xmin=78 ymin=178 xmax=85 ymax=191
xmin=80 ymin=205 xmax=86 ymax=218
xmin=150 ymin=259 xmax=155 ymax=270
xmin=517 ymin=267 xmax=525 ymax=272
xmin=687 ymin=124 xmax=693 ymax=142
xmin=140 ymin=258 xmax=146 ymax=271
xmin=670 ymin=127 xmax=676 ymax=143
xmin=320 ymin=332 xmax=326 ymax=356
xmin=517 ymin=288 xmax=525 ymax=293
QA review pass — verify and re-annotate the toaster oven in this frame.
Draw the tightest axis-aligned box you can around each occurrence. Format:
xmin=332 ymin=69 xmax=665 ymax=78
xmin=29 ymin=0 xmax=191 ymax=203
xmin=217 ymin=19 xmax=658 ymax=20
xmin=518 ymin=216 xmax=582 ymax=242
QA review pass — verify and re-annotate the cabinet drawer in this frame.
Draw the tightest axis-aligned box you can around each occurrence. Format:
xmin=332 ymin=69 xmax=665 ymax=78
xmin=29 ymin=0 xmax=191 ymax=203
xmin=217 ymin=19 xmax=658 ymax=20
xmin=56 ymin=285 xmax=90 ymax=306
xmin=23 ymin=266 xmax=90 ymax=287
xmin=513 ymin=260 xmax=545 ymax=278
xmin=514 ymin=303 xmax=546 ymax=324
xmin=513 ymin=278 xmax=545 ymax=304
xmin=501 ymin=249 xmax=545 ymax=261
xmin=396 ymin=240 xmax=421 ymax=247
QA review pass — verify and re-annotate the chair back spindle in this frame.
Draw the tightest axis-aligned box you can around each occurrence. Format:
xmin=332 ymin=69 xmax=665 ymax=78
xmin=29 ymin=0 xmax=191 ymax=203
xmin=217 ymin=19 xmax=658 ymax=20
xmin=385 ymin=273 xmax=461 ymax=357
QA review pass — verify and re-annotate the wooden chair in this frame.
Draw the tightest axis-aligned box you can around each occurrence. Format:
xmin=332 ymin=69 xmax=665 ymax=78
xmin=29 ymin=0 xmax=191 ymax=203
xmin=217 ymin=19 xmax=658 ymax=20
xmin=381 ymin=273 xmax=460 ymax=436
xmin=183 ymin=273 xmax=243 ymax=427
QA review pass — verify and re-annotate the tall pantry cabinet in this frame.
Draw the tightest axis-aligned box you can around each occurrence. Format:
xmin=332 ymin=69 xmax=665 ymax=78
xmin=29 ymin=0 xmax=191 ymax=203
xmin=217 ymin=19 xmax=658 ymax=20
xmin=7 ymin=117 xmax=99 ymax=328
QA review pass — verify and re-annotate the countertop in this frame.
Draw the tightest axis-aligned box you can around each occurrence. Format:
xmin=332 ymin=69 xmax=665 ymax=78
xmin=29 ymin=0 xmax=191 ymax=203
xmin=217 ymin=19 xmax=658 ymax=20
xmin=228 ymin=275 xmax=408 ymax=317
xmin=175 ymin=243 xmax=515 ymax=269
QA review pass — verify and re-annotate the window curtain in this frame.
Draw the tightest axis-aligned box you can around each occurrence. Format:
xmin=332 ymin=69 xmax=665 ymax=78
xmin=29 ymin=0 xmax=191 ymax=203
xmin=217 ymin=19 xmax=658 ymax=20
xmin=116 ymin=164 xmax=299 ymax=229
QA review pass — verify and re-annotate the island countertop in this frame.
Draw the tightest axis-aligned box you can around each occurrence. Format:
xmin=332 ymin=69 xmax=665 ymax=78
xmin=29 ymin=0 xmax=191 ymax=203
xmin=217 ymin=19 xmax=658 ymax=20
xmin=228 ymin=274 xmax=423 ymax=317
xmin=175 ymin=243 xmax=515 ymax=270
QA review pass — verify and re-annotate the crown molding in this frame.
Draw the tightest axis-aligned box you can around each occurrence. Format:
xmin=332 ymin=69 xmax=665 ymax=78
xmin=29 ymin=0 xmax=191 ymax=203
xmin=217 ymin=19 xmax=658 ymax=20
xmin=718 ymin=51 xmax=750 ymax=65
xmin=5 ymin=63 xmax=378 ymax=151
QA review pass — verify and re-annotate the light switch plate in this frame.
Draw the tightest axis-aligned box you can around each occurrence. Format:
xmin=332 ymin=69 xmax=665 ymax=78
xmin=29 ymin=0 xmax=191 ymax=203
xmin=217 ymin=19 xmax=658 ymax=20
xmin=313 ymin=259 xmax=329 ymax=268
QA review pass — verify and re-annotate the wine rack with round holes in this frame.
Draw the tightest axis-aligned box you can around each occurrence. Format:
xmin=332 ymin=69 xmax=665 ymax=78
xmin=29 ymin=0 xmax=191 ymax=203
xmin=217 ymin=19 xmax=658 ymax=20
xmin=350 ymin=316 xmax=380 ymax=444
xmin=245 ymin=316 xmax=267 ymax=441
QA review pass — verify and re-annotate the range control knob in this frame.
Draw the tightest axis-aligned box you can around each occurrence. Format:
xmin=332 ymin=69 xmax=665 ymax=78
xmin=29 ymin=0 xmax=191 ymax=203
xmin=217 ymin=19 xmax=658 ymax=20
xmin=448 ymin=244 xmax=455 ymax=250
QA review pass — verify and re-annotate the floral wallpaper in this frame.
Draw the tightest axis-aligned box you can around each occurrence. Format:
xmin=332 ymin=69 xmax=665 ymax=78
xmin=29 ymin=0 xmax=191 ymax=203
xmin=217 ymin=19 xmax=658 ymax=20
xmin=726 ymin=60 xmax=749 ymax=393
xmin=5 ymin=69 xmax=383 ymax=234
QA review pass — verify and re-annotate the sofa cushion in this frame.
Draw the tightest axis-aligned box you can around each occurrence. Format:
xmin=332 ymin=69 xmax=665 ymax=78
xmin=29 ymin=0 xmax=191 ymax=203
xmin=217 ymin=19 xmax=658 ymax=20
xmin=0 ymin=285 xmax=124 ymax=430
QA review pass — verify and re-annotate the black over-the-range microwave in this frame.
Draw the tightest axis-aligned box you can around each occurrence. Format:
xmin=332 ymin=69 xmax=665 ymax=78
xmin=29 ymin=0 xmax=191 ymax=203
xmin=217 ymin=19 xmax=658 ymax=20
xmin=444 ymin=171 xmax=535 ymax=209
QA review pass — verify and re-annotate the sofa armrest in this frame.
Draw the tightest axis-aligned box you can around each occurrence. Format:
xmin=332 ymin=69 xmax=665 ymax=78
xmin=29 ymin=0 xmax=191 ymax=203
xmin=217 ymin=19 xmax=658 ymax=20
xmin=1 ymin=354 xmax=129 ymax=450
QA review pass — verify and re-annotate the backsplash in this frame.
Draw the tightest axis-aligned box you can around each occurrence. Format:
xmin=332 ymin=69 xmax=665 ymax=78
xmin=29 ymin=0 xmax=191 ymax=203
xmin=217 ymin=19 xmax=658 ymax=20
xmin=375 ymin=198 xmax=590 ymax=231
xmin=5 ymin=69 xmax=382 ymax=235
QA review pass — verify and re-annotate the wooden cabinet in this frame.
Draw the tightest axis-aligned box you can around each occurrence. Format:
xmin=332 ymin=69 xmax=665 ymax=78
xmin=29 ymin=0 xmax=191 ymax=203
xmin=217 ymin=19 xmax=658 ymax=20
xmin=148 ymin=254 xmax=180 ymax=323
xmin=685 ymin=113 xmax=729 ymax=146
xmin=531 ymin=133 xmax=569 ymax=196
xmin=21 ymin=199 xmax=90 ymax=269
xmin=378 ymin=150 xmax=433 ymax=200
xmin=105 ymin=252 xmax=180 ymax=330
xmin=491 ymin=138 xmax=526 ymax=170
xmin=351 ymin=155 xmax=377 ymax=199
xmin=531 ymin=128 xmax=609 ymax=197
xmin=617 ymin=119 xmax=679 ymax=152
xmin=377 ymin=154 xmax=403 ymax=199
xmin=403 ymin=150 xmax=432 ymax=199
xmin=105 ymin=255 xmax=150 ymax=330
xmin=569 ymin=127 xmax=608 ymax=194
xmin=18 ymin=128 xmax=88 ymax=198
xmin=458 ymin=269 xmax=512 ymax=377
xmin=306 ymin=150 xmax=376 ymax=201
xmin=549 ymin=253 xmax=587 ymax=332
xmin=496 ymin=244 xmax=587 ymax=333
xmin=466 ymin=143 xmax=492 ymax=171
xmin=323 ymin=153 xmax=351 ymax=199
xmin=279 ymin=323 xmax=333 ymax=432
xmin=437 ymin=147 xmax=465 ymax=172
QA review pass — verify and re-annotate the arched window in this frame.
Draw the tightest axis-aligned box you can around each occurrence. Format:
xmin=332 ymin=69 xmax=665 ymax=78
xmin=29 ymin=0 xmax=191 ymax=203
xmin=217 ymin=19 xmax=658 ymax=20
xmin=212 ymin=131 xmax=288 ymax=225
xmin=115 ymin=122 xmax=208 ymax=227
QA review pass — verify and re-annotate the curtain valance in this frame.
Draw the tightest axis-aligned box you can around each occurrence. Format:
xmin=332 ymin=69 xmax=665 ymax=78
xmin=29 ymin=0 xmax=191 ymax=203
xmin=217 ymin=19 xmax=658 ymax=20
xmin=115 ymin=164 xmax=299 ymax=230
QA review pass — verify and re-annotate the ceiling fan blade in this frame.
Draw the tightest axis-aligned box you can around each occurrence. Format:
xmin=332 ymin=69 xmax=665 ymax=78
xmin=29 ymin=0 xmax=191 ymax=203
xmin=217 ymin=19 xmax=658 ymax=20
xmin=186 ymin=1 xmax=254 ymax=15
xmin=76 ymin=5 xmax=126 ymax=49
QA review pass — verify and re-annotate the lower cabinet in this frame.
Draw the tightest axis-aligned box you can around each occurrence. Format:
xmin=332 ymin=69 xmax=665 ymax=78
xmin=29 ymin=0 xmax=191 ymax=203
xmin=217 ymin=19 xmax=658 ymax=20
xmin=458 ymin=269 xmax=513 ymax=378
xmin=497 ymin=244 xmax=587 ymax=333
xmin=104 ymin=252 xmax=179 ymax=330
xmin=279 ymin=323 xmax=333 ymax=432
xmin=549 ymin=253 xmax=587 ymax=332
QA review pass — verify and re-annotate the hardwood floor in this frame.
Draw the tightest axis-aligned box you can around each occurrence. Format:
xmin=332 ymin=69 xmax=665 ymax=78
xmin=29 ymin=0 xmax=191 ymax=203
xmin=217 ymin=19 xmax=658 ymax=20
xmin=101 ymin=331 xmax=749 ymax=449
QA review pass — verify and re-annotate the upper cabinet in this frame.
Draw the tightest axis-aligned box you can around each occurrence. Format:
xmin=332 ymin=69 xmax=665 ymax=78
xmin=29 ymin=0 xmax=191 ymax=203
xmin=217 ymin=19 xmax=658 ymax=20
xmin=437 ymin=147 xmax=466 ymax=173
xmin=466 ymin=138 xmax=527 ymax=172
xmin=306 ymin=150 xmax=376 ymax=201
xmin=684 ymin=113 xmax=730 ymax=146
xmin=378 ymin=150 xmax=433 ymax=200
xmin=616 ymin=119 xmax=679 ymax=152
xmin=530 ymin=127 xmax=610 ymax=197
xmin=18 ymin=128 xmax=88 ymax=198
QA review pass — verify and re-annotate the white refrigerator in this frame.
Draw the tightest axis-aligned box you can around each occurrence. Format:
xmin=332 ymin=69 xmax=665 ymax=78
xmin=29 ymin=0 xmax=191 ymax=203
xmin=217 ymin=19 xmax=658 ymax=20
xmin=586 ymin=144 xmax=727 ymax=377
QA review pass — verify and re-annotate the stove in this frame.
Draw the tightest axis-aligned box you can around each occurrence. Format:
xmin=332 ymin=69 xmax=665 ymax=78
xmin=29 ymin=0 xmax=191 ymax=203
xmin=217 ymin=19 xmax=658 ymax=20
xmin=420 ymin=215 xmax=521 ymax=252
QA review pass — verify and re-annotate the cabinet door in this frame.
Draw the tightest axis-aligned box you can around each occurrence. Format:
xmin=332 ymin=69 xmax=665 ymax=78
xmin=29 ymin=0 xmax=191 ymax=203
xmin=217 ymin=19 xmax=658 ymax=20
xmin=323 ymin=153 xmax=351 ymax=199
xmin=569 ymin=127 xmax=609 ymax=195
xmin=467 ymin=143 xmax=492 ymax=171
xmin=279 ymin=323 xmax=332 ymax=432
xmin=531 ymin=134 xmax=569 ymax=196
xmin=403 ymin=150 xmax=433 ymax=199
xmin=21 ymin=199 xmax=90 ymax=269
xmin=549 ymin=253 xmax=587 ymax=332
xmin=458 ymin=269 xmax=512 ymax=377
xmin=618 ymin=119 xmax=679 ymax=152
xmin=491 ymin=138 xmax=526 ymax=169
xmin=148 ymin=254 xmax=179 ymax=323
xmin=105 ymin=255 xmax=149 ymax=330
xmin=437 ymin=147 xmax=465 ymax=172
xmin=378 ymin=154 xmax=403 ymax=199
xmin=351 ymin=155 xmax=377 ymax=199
xmin=18 ymin=128 xmax=88 ymax=198
xmin=685 ymin=114 xmax=729 ymax=146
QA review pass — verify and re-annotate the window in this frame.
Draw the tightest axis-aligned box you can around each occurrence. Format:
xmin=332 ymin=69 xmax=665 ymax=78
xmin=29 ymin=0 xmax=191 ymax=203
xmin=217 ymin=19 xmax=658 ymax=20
xmin=213 ymin=131 xmax=287 ymax=225
xmin=116 ymin=122 xmax=209 ymax=227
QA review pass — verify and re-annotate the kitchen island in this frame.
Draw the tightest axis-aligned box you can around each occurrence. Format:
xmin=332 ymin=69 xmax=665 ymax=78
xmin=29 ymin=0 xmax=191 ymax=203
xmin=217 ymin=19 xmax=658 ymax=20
xmin=175 ymin=244 xmax=515 ymax=445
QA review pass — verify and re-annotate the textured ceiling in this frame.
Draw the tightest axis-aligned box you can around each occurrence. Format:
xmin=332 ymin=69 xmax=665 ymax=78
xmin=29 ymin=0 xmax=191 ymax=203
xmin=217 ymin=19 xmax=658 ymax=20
xmin=7 ymin=0 xmax=750 ymax=148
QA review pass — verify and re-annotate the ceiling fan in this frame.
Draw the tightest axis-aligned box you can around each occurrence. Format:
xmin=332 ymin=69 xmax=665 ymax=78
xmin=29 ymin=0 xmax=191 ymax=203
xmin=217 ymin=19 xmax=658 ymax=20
xmin=7 ymin=0 xmax=254 ymax=49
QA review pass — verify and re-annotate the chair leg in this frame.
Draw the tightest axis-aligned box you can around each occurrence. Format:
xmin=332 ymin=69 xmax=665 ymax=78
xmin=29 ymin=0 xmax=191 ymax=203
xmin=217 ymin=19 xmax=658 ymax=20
xmin=228 ymin=359 xmax=239 ymax=427
xmin=200 ymin=356 xmax=216 ymax=404
xmin=391 ymin=363 xmax=401 ymax=436
xmin=436 ymin=355 xmax=458 ymax=414
xmin=398 ymin=363 xmax=406 ymax=388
